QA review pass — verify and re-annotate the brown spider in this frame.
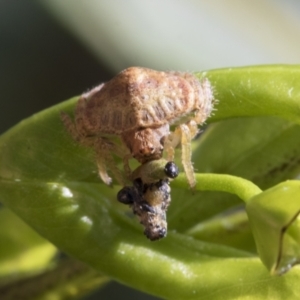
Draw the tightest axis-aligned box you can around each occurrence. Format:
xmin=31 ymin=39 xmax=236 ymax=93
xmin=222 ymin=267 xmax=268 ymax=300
xmin=61 ymin=67 xmax=214 ymax=187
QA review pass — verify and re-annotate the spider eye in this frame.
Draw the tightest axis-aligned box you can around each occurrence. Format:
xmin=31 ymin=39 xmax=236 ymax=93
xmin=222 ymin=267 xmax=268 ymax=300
xmin=164 ymin=161 xmax=179 ymax=179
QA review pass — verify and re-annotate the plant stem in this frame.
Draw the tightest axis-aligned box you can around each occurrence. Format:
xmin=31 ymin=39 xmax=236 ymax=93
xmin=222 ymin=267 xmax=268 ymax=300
xmin=172 ymin=173 xmax=262 ymax=202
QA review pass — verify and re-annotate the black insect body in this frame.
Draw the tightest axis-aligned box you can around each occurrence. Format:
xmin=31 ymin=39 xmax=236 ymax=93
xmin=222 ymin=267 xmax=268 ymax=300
xmin=117 ymin=161 xmax=179 ymax=241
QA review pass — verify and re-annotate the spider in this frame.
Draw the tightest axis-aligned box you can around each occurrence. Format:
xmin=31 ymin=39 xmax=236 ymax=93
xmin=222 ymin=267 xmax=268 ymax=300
xmin=61 ymin=67 xmax=214 ymax=187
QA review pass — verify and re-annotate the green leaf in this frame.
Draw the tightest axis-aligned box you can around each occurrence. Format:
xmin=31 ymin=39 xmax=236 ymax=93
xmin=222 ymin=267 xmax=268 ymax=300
xmin=1 ymin=65 xmax=300 ymax=299
xmin=0 ymin=258 xmax=108 ymax=300
xmin=199 ymin=65 xmax=300 ymax=123
xmin=193 ymin=117 xmax=300 ymax=189
xmin=246 ymin=181 xmax=300 ymax=275
xmin=168 ymin=116 xmax=300 ymax=234
xmin=0 ymin=209 xmax=107 ymax=299
xmin=185 ymin=206 xmax=256 ymax=252
xmin=0 ymin=207 xmax=57 ymax=283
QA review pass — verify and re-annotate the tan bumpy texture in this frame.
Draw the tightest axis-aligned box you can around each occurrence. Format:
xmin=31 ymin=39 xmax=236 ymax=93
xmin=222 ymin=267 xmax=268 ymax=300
xmin=79 ymin=67 xmax=213 ymax=133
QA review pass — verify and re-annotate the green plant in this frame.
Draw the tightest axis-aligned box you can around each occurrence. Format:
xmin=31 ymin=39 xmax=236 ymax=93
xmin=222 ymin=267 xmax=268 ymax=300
xmin=1 ymin=65 xmax=300 ymax=299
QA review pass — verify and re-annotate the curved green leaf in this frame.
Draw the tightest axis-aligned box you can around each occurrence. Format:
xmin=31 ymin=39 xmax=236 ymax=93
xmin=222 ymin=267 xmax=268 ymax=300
xmin=0 ymin=208 xmax=57 ymax=283
xmin=200 ymin=65 xmax=300 ymax=123
xmin=246 ymin=181 xmax=300 ymax=275
xmin=193 ymin=117 xmax=300 ymax=189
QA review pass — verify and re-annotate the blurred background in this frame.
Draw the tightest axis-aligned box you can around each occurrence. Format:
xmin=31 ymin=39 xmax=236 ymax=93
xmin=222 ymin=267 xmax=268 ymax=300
xmin=1 ymin=0 xmax=300 ymax=299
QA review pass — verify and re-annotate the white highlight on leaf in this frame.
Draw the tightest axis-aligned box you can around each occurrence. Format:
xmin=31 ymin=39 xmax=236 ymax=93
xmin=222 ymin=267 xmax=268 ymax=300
xmin=81 ymin=215 xmax=93 ymax=226
xmin=71 ymin=204 xmax=79 ymax=211
xmin=49 ymin=183 xmax=74 ymax=198
xmin=62 ymin=187 xmax=73 ymax=198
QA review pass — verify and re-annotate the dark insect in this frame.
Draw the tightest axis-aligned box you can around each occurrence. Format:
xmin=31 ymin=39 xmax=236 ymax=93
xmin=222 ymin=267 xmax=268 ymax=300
xmin=117 ymin=161 xmax=179 ymax=241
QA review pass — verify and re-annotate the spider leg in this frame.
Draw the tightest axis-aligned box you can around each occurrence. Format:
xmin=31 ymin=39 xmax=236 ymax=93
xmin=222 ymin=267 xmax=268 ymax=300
xmin=123 ymin=154 xmax=133 ymax=179
xmin=164 ymin=127 xmax=181 ymax=161
xmin=104 ymin=142 xmax=132 ymax=181
xmin=166 ymin=120 xmax=198 ymax=189
xmin=61 ymin=94 xmax=95 ymax=148
xmin=75 ymin=96 xmax=89 ymax=138
xmin=94 ymin=138 xmax=128 ymax=186
xmin=179 ymin=123 xmax=196 ymax=188
xmin=95 ymin=151 xmax=112 ymax=186
xmin=188 ymin=119 xmax=199 ymax=139
xmin=79 ymin=84 xmax=105 ymax=133
xmin=60 ymin=111 xmax=82 ymax=142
